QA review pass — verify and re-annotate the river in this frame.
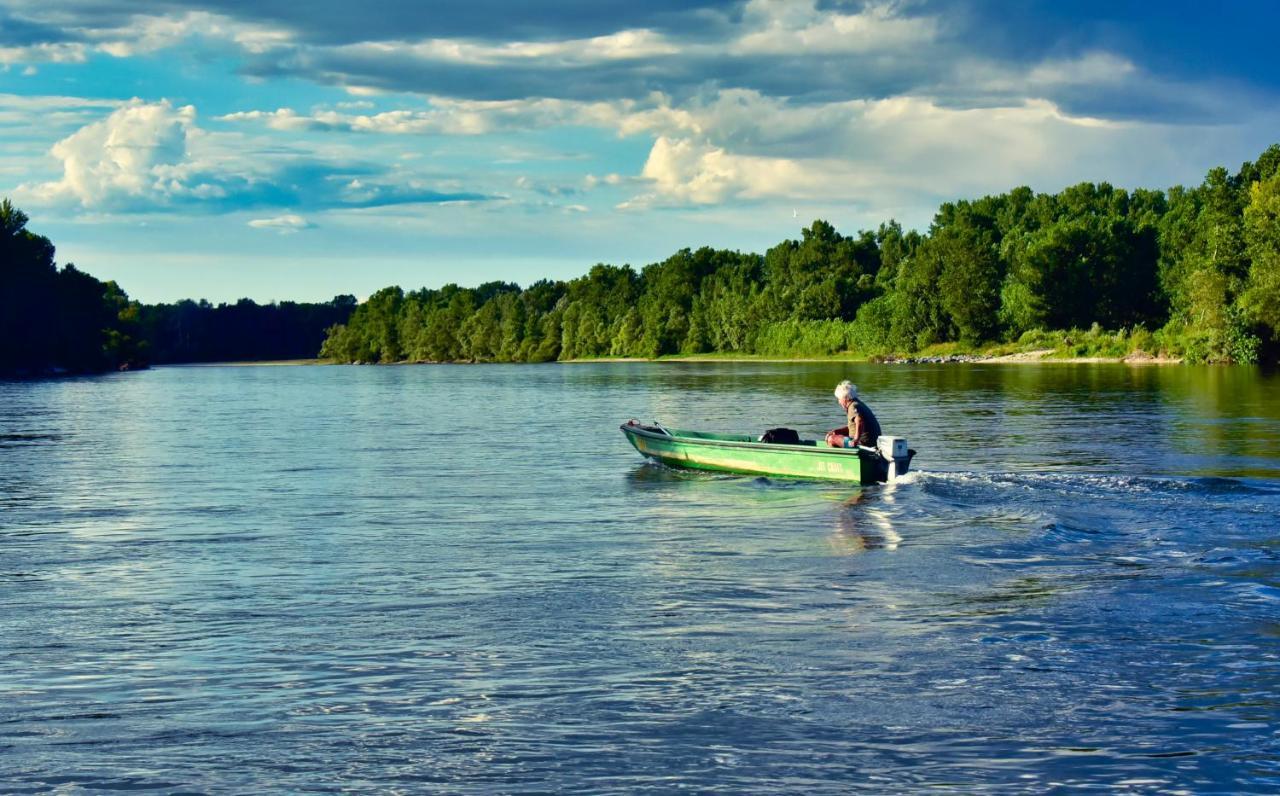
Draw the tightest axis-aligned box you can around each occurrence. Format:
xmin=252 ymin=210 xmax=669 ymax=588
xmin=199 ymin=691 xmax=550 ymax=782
xmin=2 ymin=362 xmax=1279 ymax=792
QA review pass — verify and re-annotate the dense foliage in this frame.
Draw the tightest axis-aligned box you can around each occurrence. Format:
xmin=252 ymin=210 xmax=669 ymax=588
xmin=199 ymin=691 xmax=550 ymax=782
xmin=1 ymin=199 xmax=147 ymax=376
xmin=1 ymin=199 xmax=356 ymax=375
xmin=324 ymin=145 xmax=1280 ymax=364
xmin=139 ymin=296 xmax=356 ymax=364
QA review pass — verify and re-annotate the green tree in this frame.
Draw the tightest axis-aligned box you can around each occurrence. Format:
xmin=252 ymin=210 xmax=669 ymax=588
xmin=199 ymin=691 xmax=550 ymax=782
xmin=1243 ymin=173 xmax=1280 ymax=339
xmin=889 ymin=242 xmax=950 ymax=349
xmin=934 ymin=216 xmax=1002 ymax=344
xmin=1 ymin=199 xmax=57 ymax=372
xmin=2 ymin=199 xmax=151 ymax=373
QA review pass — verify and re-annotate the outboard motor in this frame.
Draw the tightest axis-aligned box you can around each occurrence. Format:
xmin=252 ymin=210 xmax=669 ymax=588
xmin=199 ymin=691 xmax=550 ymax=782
xmin=876 ymin=436 xmax=914 ymax=481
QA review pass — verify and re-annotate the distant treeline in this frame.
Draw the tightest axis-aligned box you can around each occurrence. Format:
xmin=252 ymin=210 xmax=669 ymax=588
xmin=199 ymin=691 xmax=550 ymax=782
xmin=323 ymin=144 xmax=1280 ymax=365
xmin=139 ymin=297 xmax=355 ymax=364
xmin=0 ymin=199 xmax=355 ymax=376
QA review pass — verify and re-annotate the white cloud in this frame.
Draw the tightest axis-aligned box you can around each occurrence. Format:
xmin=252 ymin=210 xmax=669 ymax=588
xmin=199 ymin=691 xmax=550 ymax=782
xmin=731 ymin=0 xmax=938 ymax=56
xmin=583 ymin=172 xmax=625 ymax=189
xmin=0 ymin=92 xmax=119 ymax=110
xmin=218 ymin=81 xmax=1241 ymax=217
xmin=0 ymin=42 xmax=86 ymax=65
xmin=12 ymin=97 xmax=499 ymax=214
xmin=0 ymin=92 xmax=122 ymax=128
xmin=343 ymin=85 xmax=386 ymax=97
xmin=613 ymin=90 xmax=1243 ymax=211
xmin=218 ymin=108 xmax=310 ymax=131
xmin=0 ymin=10 xmax=294 ymax=65
xmin=335 ymin=27 xmax=678 ymax=69
xmin=1027 ymin=52 xmax=1138 ymax=87
xmin=248 ymin=213 xmax=313 ymax=232
xmin=18 ymin=99 xmax=204 ymax=208
xmin=6 ymin=2 xmax=1266 ymax=232
xmin=636 ymin=135 xmax=809 ymax=204
xmin=220 ymin=96 xmax=629 ymax=136
xmin=94 ymin=14 xmax=208 ymax=57
xmin=278 ymin=2 xmax=928 ymax=78
xmin=945 ymin=52 xmax=1140 ymax=99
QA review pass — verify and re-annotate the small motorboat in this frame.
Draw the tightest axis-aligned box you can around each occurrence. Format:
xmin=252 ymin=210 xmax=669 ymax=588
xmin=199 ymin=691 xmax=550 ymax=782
xmin=621 ymin=421 xmax=916 ymax=484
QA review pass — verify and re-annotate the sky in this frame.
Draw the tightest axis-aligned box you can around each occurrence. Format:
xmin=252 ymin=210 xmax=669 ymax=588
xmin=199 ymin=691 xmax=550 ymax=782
xmin=3 ymin=0 xmax=1279 ymax=304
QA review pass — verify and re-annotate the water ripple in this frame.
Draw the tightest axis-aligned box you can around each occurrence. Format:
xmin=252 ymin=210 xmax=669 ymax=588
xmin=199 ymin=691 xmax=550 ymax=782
xmin=2 ymin=364 xmax=1279 ymax=792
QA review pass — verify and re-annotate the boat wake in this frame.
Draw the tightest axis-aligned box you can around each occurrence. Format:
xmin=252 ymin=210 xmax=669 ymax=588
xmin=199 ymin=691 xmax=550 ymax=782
xmin=908 ymin=469 xmax=1279 ymax=498
xmin=874 ymin=469 xmax=1280 ymax=572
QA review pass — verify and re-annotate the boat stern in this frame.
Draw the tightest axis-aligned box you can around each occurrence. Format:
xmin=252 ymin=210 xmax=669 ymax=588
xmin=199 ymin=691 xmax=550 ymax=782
xmin=875 ymin=436 xmax=915 ymax=481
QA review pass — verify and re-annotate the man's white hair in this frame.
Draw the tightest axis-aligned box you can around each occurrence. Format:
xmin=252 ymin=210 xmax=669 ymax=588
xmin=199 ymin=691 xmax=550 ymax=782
xmin=834 ymin=380 xmax=858 ymax=401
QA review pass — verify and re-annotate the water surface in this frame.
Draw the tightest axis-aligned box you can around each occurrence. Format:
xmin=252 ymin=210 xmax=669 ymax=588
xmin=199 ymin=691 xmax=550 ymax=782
xmin=2 ymin=362 xmax=1279 ymax=792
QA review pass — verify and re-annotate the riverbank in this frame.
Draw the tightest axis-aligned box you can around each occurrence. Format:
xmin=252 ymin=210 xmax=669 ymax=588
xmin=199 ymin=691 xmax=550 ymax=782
xmin=566 ymin=348 xmax=1183 ymax=365
xmin=166 ymin=359 xmax=330 ymax=367
xmin=0 ymin=362 xmax=151 ymax=378
xmin=878 ymin=349 xmax=1183 ymax=365
xmin=286 ymin=351 xmax=1187 ymax=366
xmin=180 ymin=351 xmax=1186 ymax=367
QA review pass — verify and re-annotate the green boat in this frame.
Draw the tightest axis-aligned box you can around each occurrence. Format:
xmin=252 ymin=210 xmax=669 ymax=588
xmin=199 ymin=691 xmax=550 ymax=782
xmin=621 ymin=420 xmax=916 ymax=484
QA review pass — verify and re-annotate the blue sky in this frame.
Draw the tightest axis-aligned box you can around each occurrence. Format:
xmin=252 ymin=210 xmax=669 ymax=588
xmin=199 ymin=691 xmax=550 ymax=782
xmin=3 ymin=0 xmax=1279 ymax=303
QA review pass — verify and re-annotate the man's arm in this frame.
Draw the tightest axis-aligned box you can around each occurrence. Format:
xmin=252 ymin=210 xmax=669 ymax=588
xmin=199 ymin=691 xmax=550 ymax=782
xmin=825 ymin=427 xmax=849 ymax=447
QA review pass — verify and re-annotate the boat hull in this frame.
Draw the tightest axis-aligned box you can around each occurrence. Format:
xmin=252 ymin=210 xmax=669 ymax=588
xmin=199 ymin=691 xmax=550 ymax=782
xmin=620 ymin=422 xmax=899 ymax=484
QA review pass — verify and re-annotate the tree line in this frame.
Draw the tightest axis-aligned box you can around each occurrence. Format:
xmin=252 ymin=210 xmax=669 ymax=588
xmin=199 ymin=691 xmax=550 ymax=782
xmin=5 ymin=144 xmax=1279 ymax=375
xmin=322 ymin=144 xmax=1280 ymax=365
xmin=139 ymin=297 xmax=356 ymax=364
xmin=1 ymin=199 xmax=355 ymax=376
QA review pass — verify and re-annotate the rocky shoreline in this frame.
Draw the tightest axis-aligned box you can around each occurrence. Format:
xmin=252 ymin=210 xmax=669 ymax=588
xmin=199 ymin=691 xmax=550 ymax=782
xmin=874 ymin=349 xmax=1182 ymax=365
xmin=874 ymin=354 xmax=986 ymax=364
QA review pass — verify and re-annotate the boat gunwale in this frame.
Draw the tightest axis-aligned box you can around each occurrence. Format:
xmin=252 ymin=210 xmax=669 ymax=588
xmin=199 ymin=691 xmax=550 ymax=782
xmin=620 ymin=423 xmax=873 ymax=458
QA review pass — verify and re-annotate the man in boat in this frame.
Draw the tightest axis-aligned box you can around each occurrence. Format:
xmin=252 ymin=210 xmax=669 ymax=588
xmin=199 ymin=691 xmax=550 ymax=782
xmin=826 ymin=380 xmax=882 ymax=449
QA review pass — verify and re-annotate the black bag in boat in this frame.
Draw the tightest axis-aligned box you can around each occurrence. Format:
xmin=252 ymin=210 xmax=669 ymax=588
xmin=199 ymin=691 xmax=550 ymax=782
xmin=759 ymin=427 xmax=801 ymax=445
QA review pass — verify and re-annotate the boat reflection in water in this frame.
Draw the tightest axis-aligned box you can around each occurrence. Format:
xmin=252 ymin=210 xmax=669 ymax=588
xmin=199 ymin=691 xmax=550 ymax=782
xmin=828 ymin=486 xmax=902 ymax=556
xmin=625 ymin=457 xmax=903 ymax=557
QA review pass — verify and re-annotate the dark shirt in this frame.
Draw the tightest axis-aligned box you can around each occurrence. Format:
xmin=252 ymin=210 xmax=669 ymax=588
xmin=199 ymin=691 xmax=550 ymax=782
xmin=846 ymin=398 xmax=882 ymax=447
